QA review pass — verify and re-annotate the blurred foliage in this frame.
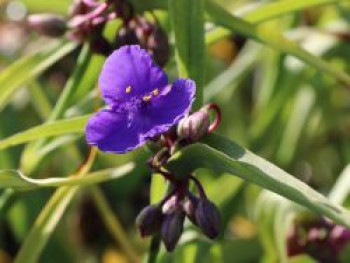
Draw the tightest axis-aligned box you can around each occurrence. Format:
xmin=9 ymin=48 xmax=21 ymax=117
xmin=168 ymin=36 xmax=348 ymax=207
xmin=1 ymin=0 xmax=350 ymax=262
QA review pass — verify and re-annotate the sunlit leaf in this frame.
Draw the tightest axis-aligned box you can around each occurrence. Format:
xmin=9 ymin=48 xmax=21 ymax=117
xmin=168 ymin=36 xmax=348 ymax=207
xmin=0 ymin=163 xmax=134 ymax=190
xmin=169 ymin=0 xmax=205 ymax=109
xmin=167 ymin=134 xmax=350 ymax=228
xmin=0 ymin=40 xmax=77 ymax=111
xmin=0 ymin=115 xmax=89 ymax=150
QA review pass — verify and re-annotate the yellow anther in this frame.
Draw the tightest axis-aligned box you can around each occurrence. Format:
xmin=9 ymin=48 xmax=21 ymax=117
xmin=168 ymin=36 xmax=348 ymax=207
xmin=125 ymin=85 xmax=132 ymax=94
xmin=153 ymin=89 xmax=159 ymax=96
xmin=143 ymin=95 xmax=152 ymax=102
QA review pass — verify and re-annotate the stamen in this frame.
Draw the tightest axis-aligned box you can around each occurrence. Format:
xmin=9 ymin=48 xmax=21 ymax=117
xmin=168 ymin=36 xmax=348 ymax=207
xmin=125 ymin=85 xmax=132 ymax=93
xmin=143 ymin=95 xmax=152 ymax=102
xmin=153 ymin=89 xmax=159 ymax=96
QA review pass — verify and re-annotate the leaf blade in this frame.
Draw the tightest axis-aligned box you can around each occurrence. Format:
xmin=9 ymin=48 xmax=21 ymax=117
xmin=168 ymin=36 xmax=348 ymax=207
xmin=0 ymin=40 xmax=77 ymax=111
xmin=0 ymin=163 xmax=134 ymax=190
xmin=205 ymin=1 xmax=350 ymax=87
xmin=0 ymin=115 xmax=89 ymax=150
xmin=169 ymin=0 xmax=205 ymax=109
xmin=167 ymin=134 xmax=350 ymax=228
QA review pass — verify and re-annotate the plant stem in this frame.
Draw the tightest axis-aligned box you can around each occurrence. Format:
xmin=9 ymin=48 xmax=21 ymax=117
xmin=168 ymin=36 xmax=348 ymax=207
xmin=48 ymin=44 xmax=92 ymax=122
xmin=147 ymin=234 xmax=161 ymax=263
xmin=90 ymin=186 xmax=140 ymax=263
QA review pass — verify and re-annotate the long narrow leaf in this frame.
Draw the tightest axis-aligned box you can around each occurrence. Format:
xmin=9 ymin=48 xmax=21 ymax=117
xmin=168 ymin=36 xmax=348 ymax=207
xmin=0 ymin=40 xmax=77 ymax=111
xmin=205 ymin=1 xmax=350 ymax=87
xmin=0 ymin=115 xmax=89 ymax=150
xmin=169 ymin=0 xmax=205 ymax=109
xmin=167 ymin=134 xmax=350 ymax=228
xmin=0 ymin=163 xmax=134 ymax=190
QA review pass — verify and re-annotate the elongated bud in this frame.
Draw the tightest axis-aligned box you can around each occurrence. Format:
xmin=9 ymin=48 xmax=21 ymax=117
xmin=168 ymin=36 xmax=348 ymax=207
xmin=195 ymin=199 xmax=221 ymax=239
xmin=147 ymin=27 xmax=170 ymax=67
xmin=161 ymin=210 xmax=185 ymax=252
xmin=177 ymin=111 xmax=210 ymax=142
xmin=162 ymin=195 xmax=178 ymax=215
xmin=27 ymin=14 xmax=67 ymax=37
xmin=182 ymin=193 xmax=199 ymax=225
xmin=90 ymin=35 xmax=112 ymax=56
xmin=136 ymin=205 xmax=163 ymax=237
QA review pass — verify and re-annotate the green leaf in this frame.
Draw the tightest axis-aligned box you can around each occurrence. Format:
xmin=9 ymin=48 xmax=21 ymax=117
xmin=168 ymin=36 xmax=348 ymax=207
xmin=150 ymin=173 xmax=167 ymax=204
xmin=276 ymin=86 xmax=316 ymax=166
xmin=169 ymin=0 xmax=205 ymax=109
xmin=23 ymin=0 xmax=71 ymax=14
xmin=49 ymin=44 xmax=92 ymax=121
xmin=14 ymin=162 xmax=132 ymax=263
xmin=0 ymin=163 xmax=134 ymax=190
xmin=167 ymin=134 xmax=350 ymax=228
xmin=0 ymin=40 xmax=77 ymax=111
xmin=205 ymin=1 xmax=350 ymax=87
xmin=328 ymin=164 xmax=350 ymax=205
xmin=21 ymin=45 xmax=93 ymax=174
xmin=0 ymin=115 xmax=89 ymax=150
xmin=243 ymin=0 xmax=342 ymax=24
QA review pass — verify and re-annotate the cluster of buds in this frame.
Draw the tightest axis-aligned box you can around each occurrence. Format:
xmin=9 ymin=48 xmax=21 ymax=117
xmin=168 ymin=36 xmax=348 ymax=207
xmin=287 ymin=217 xmax=350 ymax=262
xmin=27 ymin=0 xmax=169 ymax=62
xmin=116 ymin=15 xmax=169 ymax=66
xmin=136 ymin=174 xmax=220 ymax=252
xmin=136 ymin=103 xmax=222 ymax=252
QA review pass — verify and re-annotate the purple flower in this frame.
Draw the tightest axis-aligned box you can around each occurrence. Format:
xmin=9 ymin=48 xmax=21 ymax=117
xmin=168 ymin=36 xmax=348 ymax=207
xmin=85 ymin=45 xmax=196 ymax=153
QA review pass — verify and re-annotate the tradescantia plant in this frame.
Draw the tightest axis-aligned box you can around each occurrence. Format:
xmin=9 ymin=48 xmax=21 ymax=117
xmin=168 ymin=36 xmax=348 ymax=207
xmin=2 ymin=0 xmax=350 ymax=262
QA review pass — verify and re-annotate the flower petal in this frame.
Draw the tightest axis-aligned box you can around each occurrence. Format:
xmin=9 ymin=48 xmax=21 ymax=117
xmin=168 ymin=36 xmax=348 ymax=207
xmin=140 ymin=78 xmax=196 ymax=139
xmin=99 ymin=45 xmax=168 ymax=106
xmin=85 ymin=109 xmax=146 ymax=153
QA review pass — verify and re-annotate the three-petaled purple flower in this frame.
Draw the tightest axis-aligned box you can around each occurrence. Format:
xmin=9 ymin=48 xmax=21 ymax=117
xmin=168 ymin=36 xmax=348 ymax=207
xmin=85 ymin=45 xmax=196 ymax=153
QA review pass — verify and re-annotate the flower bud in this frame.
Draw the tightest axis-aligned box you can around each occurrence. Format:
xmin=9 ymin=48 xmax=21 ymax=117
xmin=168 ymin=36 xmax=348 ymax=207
xmin=136 ymin=205 xmax=163 ymax=237
xmin=161 ymin=210 xmax=185 ymax=252
xmin=147 ymin=27 xmax=170 ymax=67
xmin=27 ymin=14 xmax=67 ymax=37
xmin=177 ymin=111 xmax=210 ymax=142
xmin=195 ymin=199 xmax=220 ymax=239
xmin=182 ymin=193 xmax=199 ymax=225
xmin=116 ymin=26 xmax=139 ymax=47
xmin=162 ymin=195 xmax=178 ymax=215
xmin=90 ymin=35 xmax=112 ymax=56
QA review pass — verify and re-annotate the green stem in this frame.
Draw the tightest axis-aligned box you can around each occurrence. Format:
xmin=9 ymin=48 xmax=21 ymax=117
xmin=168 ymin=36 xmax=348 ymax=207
xmin=49 ymin=44 xmax=91 ymax=122
xmin=0 ymin=189 xmax=15 ymax=218
xmin=90 ymin=186 xmax=140 ymax=263
xmin=147 ymin=235 xmax=161 ymax=263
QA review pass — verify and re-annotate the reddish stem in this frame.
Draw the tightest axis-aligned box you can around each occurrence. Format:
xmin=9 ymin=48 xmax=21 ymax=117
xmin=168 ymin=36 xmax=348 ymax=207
xmin=189 ymin=175 xmax=207 ymax=200
xmin=207 ymin=103 xmax=221 ymax=133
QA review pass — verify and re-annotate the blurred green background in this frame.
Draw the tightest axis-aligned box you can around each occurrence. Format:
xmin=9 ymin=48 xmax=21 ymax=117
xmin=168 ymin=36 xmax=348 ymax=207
xmin=1 ymin=0 xmax=350 ymax=262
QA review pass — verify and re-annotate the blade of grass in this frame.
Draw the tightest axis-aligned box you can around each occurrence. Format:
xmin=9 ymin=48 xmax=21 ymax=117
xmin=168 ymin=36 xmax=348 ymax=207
xmin=167 ymin=134 xmax=350 ymax=228
xmin=0 ymin=115 xmax=89 ymax=150
xmin=328 ymin=164 xmax=350 ymax=205
xmin=90 ymin=187 xmax=140 ymax=263
xmin=243 ymin=0 xmax=342 ymax=24
xmin=169 ymin=0 xmax=205 ymax=110
xmin=276 ymin=86 xmax=316 ymax=166
xmin=0 ymin=163 xmax=134 ymax=190
xmin=28 ymin=81 xmax=52 ymax=120
xmin=0 ymin=40 xmax=77 ymax=111
xmin=14 ymin=148 xmax=97 ymax=263
xmin=205 ymin=1 xmax=350 ymax=87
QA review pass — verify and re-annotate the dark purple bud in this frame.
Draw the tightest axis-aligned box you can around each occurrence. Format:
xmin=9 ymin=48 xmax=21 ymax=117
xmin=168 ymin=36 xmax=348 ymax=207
xmin=147 ymin=27 xmax=170 ymax=67
xmin=177 ymin=111 xmax=210 ymax=142
xmin=27 ymin=14 xmax=67 ymax=37
xmin=182 ymin=193 xmax=199 ymax=225
xmin=116 ymin=26 xmax=139 ymax=47
xmin=89 ymin=35 xmax=112 ymax=56
xmin=161 ymin=210 xmax=185 ymax=252
xmin=136 ymin=205 xmax=163 ymax=237
xmin=162 ymin=195 xmax=178 ymax=215
xmin=195 ymin=199 xmax=221 ymax=239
